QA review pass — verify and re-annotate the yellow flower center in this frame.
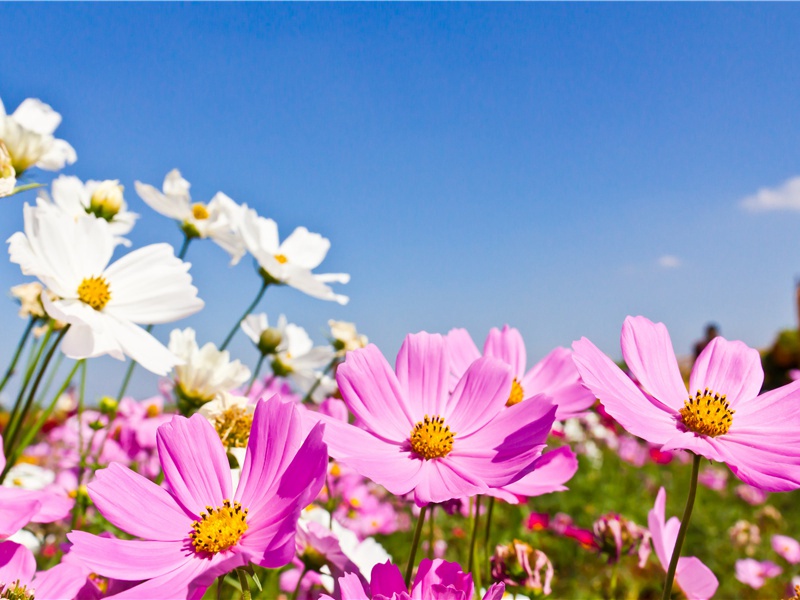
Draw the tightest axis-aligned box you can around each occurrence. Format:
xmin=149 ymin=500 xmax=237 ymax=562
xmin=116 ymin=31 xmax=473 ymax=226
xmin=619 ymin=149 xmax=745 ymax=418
xmin=214 ymin=406 xmax=254 ymax=448
xmin=506 ymin=378 xmax=524 ymax=407
xmin=146 ymin=404 xmax=160 ymax=418
xmin=410 ymin=415 xmax=455 ymax=460
xmin=77 ymin=276 xmax=111 ymax=311
xmin=679 ymin=388 xmax=735 ymax=437
xmin=274 ymin=253 xmax=288 ymax=264
xmin=191 ymin=203 xmax=210 ymax=220
xmin=189 ymin=500 xmax=249 ymax=555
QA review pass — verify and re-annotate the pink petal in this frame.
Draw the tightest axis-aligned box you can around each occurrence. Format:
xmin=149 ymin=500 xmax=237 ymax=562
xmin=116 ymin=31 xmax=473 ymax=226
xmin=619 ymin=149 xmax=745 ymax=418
xmin=621 ymin=316 xmax=687 ymax=410
xmin=445 ymin=328 xmax=481 ymax=384
xmin=521 ymin=347 xmax=596 ymax=419
xmin=156 ymin=414 xmax=232 ymax=515
xmin=446 ymin=357 xmax=513 ymax=437
xmin=66 ymin=532 xmax=189 ymax=580
xmin=483 ymin=325 xmax=526 ymax=379
xmin=730 ymin=379 xmax=800 ymax=426
xmin=572 ymin=337 xmax=678 ymax=444
xmin=336 ymin=344 xmax=414 ymax=442
xmin=88 ymin=462 xmax=192 ymax=540
xmin=716 ymin=433 xmax=800 ymax=491
xmin=0 ymin=541 xmax=35 ymax=585
xmin=412 ymin=559 xmax=471 ymax=599
xmin=689 ymin=337 xmax=763 ymax=410
xmin=647 ymin=487 xmax=669 ymax=567
xmin=31 ymin=559 xmax=91 ymax=600
xmin=676 ymin=556 xmax=719 ymax=600
xmin=395 ymin=332 xmax=450 ymax=417
xmin=496 ymin=446 xmax=578 ymax=500
xmin=0 ymin=492 xmax=40 ymax=538
xmin=413 ymin=458 xmax=487 ymax=505
xmin=371 ymin=561 xmax=406 ymax=598
xmin=337 ymin=572 xmax=371 ymax=599
xmin=659 ymin=431 xmax=729 ymax=463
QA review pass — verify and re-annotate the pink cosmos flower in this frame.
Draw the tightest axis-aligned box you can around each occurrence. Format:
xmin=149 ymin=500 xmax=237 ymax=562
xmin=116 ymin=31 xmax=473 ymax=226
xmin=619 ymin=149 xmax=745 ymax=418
xmin=0 ymin=434 xmax=73 ymax=539
xmin=447 ymin=326 xmax=595 ymax=419
xmin=0 ymin=540 xmax=86 ymax=599
xmin=572 ymin=316 xmax=800 ymax=491
xmin=648 ymin=488 xmax=718 ymax=600
xmin=68 ymin=396 xmax=327 ymax=599
xmin=322 ymin=559 xmax=505 ymax=600
xmin=311 ymin=332 xmax=556 ymax=506
xmin=485 ymin=446 xmax=578 ymax=504
xmin=735 ymin=558 xmax=782 ymax=589
xmin=772 ymin=535 xmax=800 ymax=565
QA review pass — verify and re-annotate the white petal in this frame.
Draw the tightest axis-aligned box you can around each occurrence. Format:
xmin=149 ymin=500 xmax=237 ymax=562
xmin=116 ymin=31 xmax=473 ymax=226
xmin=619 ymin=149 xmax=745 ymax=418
xmin=279 ymin=227 xmax=330 ymax=270
xmin=12 ymin=99 xmax=61 ymax=135
xmin=286 ymin=269 xmax=349 ymax=305
xmin=35 ymin=138 xmax=77 ymax=171
xmin=162 ymin=169 xmax=191 ymax=202
xmin=104 ymin=317 xmax=181 ymax=376
xmin=134 ymin=181 xmax=189 ymax=221
xmin=241 ymin=313 xmax=268 ymax=344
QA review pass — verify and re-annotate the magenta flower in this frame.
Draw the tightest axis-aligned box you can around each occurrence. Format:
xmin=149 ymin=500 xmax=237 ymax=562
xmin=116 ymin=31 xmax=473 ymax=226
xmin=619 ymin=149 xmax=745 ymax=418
xmin=735 ymin=558 xmax=782 ymax=589
xmin=773 ymin=535 xmax=800 ymax=565
xmin=572 ymin=316 xmax=800 ymax=491
xmin=648 ymin=488 xmax=718 ymax=600
xmin=312 ymin=332 xmax=556 ymax=505
xmin=68 ymin=395 xmax=327 ymax=599
xmin=447 ymin=325 xmax=595 ymax=419
xmin=322 ymin=559 xmax=505 ymax=600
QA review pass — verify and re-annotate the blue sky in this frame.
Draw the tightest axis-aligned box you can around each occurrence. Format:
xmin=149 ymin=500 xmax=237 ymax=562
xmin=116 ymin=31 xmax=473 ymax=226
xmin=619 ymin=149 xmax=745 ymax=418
xmin=3 ymin=3 xmax=800 ymax=400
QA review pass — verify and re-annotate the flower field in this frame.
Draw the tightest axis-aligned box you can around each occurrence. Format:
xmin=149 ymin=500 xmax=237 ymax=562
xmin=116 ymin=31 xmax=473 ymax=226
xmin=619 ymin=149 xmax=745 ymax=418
xmin=2 ymin=94 xmax=800 ymax=600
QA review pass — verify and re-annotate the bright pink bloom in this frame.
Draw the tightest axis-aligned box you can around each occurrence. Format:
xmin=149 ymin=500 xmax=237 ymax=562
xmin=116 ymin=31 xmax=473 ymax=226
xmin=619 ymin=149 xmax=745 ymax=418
xmin=68 ymin=396 xmax=327 ymax=599
xmin=322 ymin=559 xmax=505 ymax=600
xmin=447 ymin=326 xmax=595 ymax=419
xmin=573 ymin=316 xmax=800 ymax=491
xmin=0 ymin=435 xmax=73 ymax=539
xmin=735 ymin=558 xmax=782 ymax=589
xmin=773 ymin=535 xmax=800 ymax=564
xmin=648 ymin=488 xmax=718 ymax=600
xmin=314 ymin=333 xmax=556 ymax=505
xmin=0 ymin=541 xmax=86 ymax=599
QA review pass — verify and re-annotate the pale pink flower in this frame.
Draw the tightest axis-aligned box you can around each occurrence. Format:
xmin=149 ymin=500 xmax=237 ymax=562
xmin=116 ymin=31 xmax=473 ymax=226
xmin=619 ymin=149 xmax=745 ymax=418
xmin=773 ymin=535 xmax=800 ymax=564
xmin=735 ymin=558 xmax=782 ymax=589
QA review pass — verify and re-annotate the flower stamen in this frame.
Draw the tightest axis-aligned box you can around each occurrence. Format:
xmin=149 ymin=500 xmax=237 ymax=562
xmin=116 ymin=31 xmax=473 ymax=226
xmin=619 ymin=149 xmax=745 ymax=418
xmin=274 ymin=254 xmax=288 ymax=264
xmin=410 ymin=415 xmax=455 ymax=460
xmin=214 ymin=406 xmax=253 ymax=448
xmin=189 ymin=500 xmax=249 ymax=555
xmin=78 ymin=276 xmax=111 ymax=311
xmin=191 ymin=203 xmax=209 ymax=220
xmin=679 ymin=388 xmax=734 ymax=437
xmin=506 ymin=378 xmax=524 ymax=407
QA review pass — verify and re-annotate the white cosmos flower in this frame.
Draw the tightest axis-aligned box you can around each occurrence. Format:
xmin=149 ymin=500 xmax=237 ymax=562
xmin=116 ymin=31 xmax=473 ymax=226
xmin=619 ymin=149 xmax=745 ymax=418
xmin=265 ymin=314 xmax=337 ymax=402
xmin=7 ymin=204 xmax=204 ymax=375
xmin=0 ymin=140 xmax=15 ymax=198
xmin=237 ymin=206 xmax=349 ymax=304
xmin=135 ymin=169 xmax=244 ymax=261
xmin=0 ymin=97 xmax=77 ymax=174
xmin=198 ymin=392 xmax=254 ymax=471
xmin=169 ymin=328 xmax=250 ymax=410
xmin=37 ymin=175 xmax=138 ymax=246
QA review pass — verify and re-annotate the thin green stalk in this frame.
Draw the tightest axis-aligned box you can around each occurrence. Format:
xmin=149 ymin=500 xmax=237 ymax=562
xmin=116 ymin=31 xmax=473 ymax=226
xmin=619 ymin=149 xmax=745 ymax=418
xmin=0 ymin=317 xmax=36 ymax=395
xmin=301 ymin=357 xmax=338 ymax=404
xmin=237 ymin=568 xmax=252 ymax=600
xmin=405 ymin=505 xmax=428 ymax=588
xmin=220 ymin=281 xmax=268 ymax=351
xmin=71 ymin=360 xmax=91 ymax=530
xmin=290 ymin=566 xmax=308 ymax=600
xmin=176 ymin=235 xmax=192 ymax=261
xmin=246 ymin=354 xmax=267 ymax=395
xmin=427 ymin=504 xmax=436 ymax=560
xmin=482 ymin=495 xmax=496 ymax=580
xmin=37 ymin=351 xmax=64 ymax=406
xmin=662 ymin=453 xmax=702 ymax=600
xmin=0 ymin=325 xmax=67 ymax=483
xmin=467 ymin=495 xmax=483 ymax=593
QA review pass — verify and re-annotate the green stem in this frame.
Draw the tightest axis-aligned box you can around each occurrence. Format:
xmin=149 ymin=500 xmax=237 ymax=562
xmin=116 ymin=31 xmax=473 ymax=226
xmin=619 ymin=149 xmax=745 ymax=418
xmin=9 ymin=182 xmax=45 ymax=196
xmin=246 ymin=354 xmax=267 ymax=394
xmin=70 ymin=360 xmax=89 ymax=530
xmin=405 ymin=505 xmax=428 ymax=588
xmin=0 ymin=317 xmax=36 ymax=395
xmin=427 ymin=504 xmax=436 ymax=560
xmin=482 ymin=496 xmax=496 ymax=580
xmin=237 ymin=568 xmax=251 ymax=600
xmin=0 ymin=325 xmax=68 ymax=483
xmin=177 ymin=235 xmax=192 ymax=261
xmin=220 ymin=281 xmax=268 ymax=351
xmin=467 ymin=495 xmax=483 ymax=593
xmin=37 ymin=351 xmax=64 ymax=406
xmin=661 ymin=453 xmax=701 ymax=600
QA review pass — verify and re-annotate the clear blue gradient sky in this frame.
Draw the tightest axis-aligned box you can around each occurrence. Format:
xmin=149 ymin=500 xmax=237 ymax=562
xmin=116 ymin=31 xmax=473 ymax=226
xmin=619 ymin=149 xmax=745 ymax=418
xmin=2 ymin=3 xmax=800 ymax=400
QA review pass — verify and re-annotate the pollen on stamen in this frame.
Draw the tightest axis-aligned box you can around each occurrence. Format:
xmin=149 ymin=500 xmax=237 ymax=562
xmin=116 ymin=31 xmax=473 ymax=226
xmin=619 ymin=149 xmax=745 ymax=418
xmin=679 ymin=388 xmax=734 ymax=438
xmin=410 ymin=415 xmax=455 ymax=460
xmin=213 ymin=406 xmax=253 ymax=448
xmin=189 ymin=499 xmax=249 ymax=555
xmin=77 ymin=276 xmax=111 ymax=311
xmin=191 ymin=203 xmax=210 ymax=220
xmin=506 ymin=378 xmax=525 ymax=407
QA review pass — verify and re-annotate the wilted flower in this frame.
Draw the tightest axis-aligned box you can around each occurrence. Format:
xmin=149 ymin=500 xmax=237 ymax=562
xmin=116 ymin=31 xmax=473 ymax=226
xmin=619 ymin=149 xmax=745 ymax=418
xmin=491 ymin=540 xmax=553 ymax=595
xmin=169 ymin=328 xmax=250 ymax=413
xmin=735 ymin=558 xmax=782 ymax=589
xmin=592 ymin=514 xmax=650 ymax=567
xmin=0 ymin=97 xmax=77 ymax=174
xmin=9 ymin=282 xmax=47 ymax=319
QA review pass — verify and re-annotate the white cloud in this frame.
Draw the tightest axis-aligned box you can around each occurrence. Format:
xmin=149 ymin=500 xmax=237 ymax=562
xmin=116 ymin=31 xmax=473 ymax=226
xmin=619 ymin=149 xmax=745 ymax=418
xmin=740 ymin=176 xmax=800 ymax=212
xmin=658 ymin=255 xmax=681 ymax=269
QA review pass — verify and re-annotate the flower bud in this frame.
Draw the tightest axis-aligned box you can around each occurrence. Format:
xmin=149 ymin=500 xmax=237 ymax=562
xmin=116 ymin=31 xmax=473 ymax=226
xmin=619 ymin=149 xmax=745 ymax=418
xmin=88 ymin=180 xmax=124 ymax=221
xmin=258 ymin=327 xmax=282 ymax=355
xmin=98 ymin=395 xmax=118 ymax=417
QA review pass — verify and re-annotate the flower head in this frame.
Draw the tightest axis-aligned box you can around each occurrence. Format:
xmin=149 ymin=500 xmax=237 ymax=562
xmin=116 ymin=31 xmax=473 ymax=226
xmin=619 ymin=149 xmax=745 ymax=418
xmin=8 ymin=204 xmax=204 ymax=375
xmin=773 ymin=534 xmax=800 ymax=564
xmin=68 ymin=396 xmax=327 ymax=598
xmin=0 ymin=97 xmax=77 ymax=174
xmin=573 ymin=316 xmax=800 ymax=491
xmin=0 ymin=140 xmax=15 ymax=197
xmin=735 ymin=558 xmax=782 ymax=589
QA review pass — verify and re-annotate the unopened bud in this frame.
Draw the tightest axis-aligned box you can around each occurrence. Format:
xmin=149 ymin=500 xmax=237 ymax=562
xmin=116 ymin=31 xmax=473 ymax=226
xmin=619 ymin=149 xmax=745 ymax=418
xmin=258 ymin=328 xmax=282 ymax=355
xmin=98 ymin=395 xmax=118 ymax=416
xmin=88 ymin=180 xmax=124 ymax=221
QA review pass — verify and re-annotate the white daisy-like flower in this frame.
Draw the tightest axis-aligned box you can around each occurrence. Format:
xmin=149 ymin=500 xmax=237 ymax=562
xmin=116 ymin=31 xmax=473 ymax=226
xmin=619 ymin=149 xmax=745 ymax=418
xmin=134 ymin=169 xmax=244 ymax=261
xmin=238 ymin=206 xmax=349 ymax=304
xmin=328 ymin=320 xmax=368 ymax=355
xmin=198 ymin=392 xmax=254 ymax=470
xmin=264 ymin=314 xmax=337 ymax=401
xmin=0 ymin=140 xmax=15 ymax=198
xmin=37 ymin=175 xmax=138 ymax=246
xmin=7 ymin=204 xmax=204 ymax=375
xmin=168 ymin=327 xmax=250 ymax=411
xmin=0 ymin=97 xmax=77 ymax=174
